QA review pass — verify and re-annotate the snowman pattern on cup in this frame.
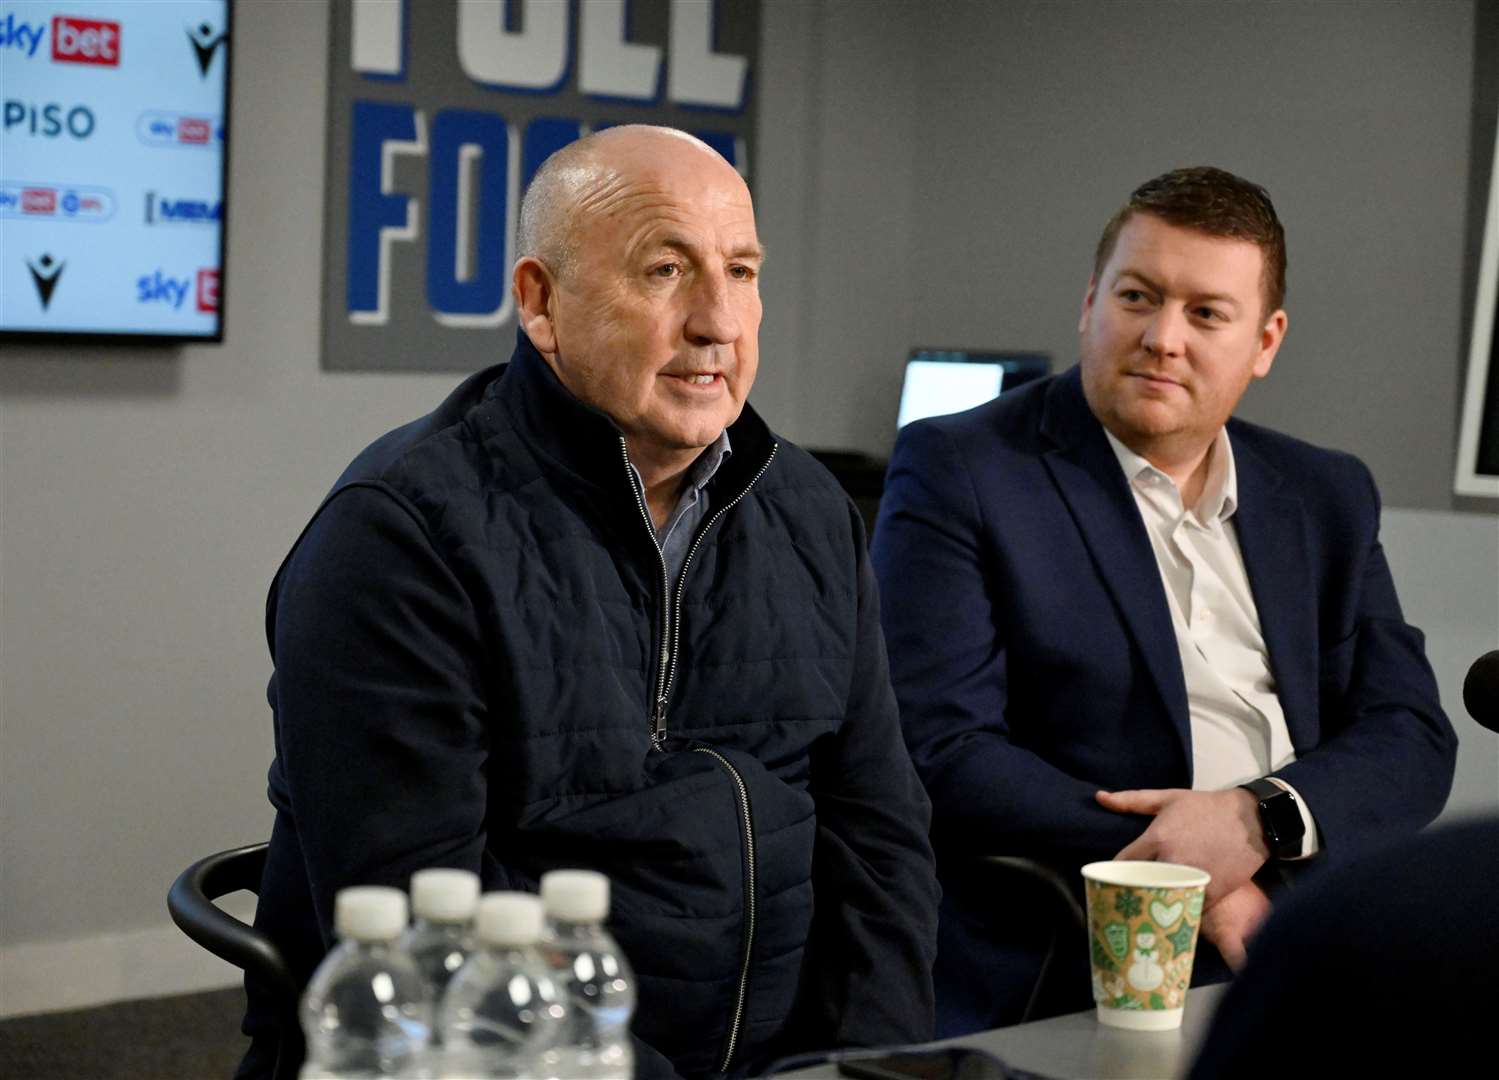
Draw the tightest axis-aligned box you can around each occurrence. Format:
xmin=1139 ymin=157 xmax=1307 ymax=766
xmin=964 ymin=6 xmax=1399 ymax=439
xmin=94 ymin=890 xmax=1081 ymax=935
xmin=1126 ymin=922 xmax=1165 ymax=992
xmin=1092 ymin=886 xmax=1203 ymax=1010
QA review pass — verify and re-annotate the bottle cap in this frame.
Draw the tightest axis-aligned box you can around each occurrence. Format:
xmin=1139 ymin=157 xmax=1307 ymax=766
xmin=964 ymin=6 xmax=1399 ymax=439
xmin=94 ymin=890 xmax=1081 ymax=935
xmin=334 ymin=886 xmax=408 ymax=942
xmin=474 ymin=892 xmax=545 ymax=946
xmin=539 ymin=869 xmax=610 ymax=923
xmin=410 ymin=868 xmax=480 ymax=923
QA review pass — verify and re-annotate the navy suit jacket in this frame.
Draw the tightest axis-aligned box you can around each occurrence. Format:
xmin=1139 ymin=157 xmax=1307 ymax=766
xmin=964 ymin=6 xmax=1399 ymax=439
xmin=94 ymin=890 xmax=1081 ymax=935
xmin=871 ymin=367 xmax=1457 ymax=1026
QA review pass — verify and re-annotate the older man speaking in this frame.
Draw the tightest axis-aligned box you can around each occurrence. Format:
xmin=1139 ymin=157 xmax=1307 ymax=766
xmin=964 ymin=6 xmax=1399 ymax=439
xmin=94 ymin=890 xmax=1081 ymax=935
xmin=240 ymin=126 xmax=939 ymax=1079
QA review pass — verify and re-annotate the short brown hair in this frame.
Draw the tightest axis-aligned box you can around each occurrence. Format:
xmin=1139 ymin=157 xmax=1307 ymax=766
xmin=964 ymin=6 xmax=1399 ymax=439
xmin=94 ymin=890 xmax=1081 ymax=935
xmin=1093 ymin=166 xmax=1287 ymax=315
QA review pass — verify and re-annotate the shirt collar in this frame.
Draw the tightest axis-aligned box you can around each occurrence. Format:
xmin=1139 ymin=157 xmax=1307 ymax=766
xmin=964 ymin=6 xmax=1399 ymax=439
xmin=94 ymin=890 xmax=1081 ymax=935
xmin=687 ymin=429 xmax=733 ymax=491
xmin=628 ymin=428 xmax=733 ymax=499
xmin=1103 ymin=426 xmax=1238 ymax=522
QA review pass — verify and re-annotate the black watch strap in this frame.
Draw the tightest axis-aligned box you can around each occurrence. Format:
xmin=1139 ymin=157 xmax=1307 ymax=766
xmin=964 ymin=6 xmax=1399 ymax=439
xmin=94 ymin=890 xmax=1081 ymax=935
xmin=1239 ymin=777 xmax=1306 ymax=860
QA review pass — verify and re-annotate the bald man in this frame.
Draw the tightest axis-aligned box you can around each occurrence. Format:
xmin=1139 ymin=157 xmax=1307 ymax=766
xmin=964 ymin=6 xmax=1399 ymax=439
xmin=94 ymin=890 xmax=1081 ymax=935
xmin=242 ymin=127 xmax=939 ymax=1080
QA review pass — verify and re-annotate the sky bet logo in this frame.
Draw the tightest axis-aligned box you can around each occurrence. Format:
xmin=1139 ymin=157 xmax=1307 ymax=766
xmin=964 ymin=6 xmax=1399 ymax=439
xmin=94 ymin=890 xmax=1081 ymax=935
xmin=137 ymin=267 xmax=219 ymax=311
xmin=144 ymin=192 xmax=222 ymax=225
xmin=137 ymin=111 xmax=222 ymax=148
xmin=52 ymin=15 xmax=121 ymax=66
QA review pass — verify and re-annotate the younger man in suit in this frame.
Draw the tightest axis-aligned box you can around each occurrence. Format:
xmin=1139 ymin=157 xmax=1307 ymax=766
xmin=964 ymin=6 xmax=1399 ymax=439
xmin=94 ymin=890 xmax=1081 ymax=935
xmin=872 ymin=167 xmax=1457 ymax=1035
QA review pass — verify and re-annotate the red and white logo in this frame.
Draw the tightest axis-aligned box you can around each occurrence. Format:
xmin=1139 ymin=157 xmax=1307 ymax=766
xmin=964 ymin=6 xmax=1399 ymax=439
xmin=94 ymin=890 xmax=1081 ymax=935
xmin=196 ymin=268 xmax=220 ymax=312
xmin=21 ymin=187 xmax=57 ymax=213
xmin=178 ymin=116 xmax=210 ymax=144
xmin=51 ymin=16 xmax=120 ymax=66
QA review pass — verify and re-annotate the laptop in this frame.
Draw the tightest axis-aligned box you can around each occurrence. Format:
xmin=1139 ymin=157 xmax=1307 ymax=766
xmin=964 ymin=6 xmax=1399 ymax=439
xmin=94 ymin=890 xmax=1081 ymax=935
xmin=896 ymin=349 xmax=1051 ymax=428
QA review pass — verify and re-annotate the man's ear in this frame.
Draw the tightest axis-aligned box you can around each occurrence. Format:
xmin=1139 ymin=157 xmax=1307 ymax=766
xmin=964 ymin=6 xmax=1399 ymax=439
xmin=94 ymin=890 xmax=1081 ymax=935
xmin=1078 ymin=276 xmax=1099 ymax=335
xmin=513 ymin=256 xmax=559 ymax=354
xmin=1253 ymin=308 xmax=1288 ymax=379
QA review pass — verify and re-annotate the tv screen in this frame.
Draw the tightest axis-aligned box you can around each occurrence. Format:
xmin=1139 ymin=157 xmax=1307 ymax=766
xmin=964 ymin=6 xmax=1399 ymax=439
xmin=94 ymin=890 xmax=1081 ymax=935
xmin=0 ymin=0 xmax=230 ymax=342
xmin=897 ymin=349 xmax=1050 ymax=428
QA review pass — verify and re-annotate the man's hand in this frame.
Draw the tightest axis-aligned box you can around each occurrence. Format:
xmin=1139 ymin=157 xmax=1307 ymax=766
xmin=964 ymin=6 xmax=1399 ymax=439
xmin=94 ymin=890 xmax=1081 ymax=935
xmin=1200 ymin=881 xmax=1272 ymax=970
xmin=1096 ymin=787 xmax=1269 ymax=903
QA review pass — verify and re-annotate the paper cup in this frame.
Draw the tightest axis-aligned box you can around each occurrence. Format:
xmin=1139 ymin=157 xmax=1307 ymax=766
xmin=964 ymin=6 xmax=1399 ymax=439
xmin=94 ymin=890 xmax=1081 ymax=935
xmin=1081 ymin=861 xmax=1210 ymax=1030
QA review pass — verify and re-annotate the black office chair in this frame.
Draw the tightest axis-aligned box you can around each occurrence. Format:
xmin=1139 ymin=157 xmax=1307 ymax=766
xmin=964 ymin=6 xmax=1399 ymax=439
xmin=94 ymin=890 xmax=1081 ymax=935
xmin=168 ymin=842 xmax=302 ymax=1078
xmin=963 ymin=855 xmax=1089 ymax=1025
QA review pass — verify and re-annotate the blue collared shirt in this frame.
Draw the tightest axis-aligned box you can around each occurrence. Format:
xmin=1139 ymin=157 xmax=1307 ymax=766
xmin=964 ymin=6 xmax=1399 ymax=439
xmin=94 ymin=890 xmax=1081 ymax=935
xmin=629 ymin=429 xmax=733 ymax=588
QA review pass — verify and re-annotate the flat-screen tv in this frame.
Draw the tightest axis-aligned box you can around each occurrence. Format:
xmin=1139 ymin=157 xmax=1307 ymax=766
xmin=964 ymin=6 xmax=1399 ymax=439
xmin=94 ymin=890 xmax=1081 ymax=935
xmin=896 ymin=349 xmax=1050 ymax=428
xmin=0 ymin=0 xmax=230 ymax=343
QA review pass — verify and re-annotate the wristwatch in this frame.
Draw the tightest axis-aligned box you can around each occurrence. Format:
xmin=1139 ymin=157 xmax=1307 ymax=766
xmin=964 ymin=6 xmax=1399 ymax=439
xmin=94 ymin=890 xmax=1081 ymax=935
xmin=1239 ymin=777 xmax=1306 ymax=860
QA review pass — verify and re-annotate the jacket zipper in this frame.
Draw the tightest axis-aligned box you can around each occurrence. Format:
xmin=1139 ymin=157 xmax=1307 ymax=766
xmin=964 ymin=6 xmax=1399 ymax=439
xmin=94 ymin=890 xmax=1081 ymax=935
xmin=619 ymin=436 xmax=777 ymax=1068
xmin=693 ymin=746 xmax=757 ymax=1073
xmin=620 ymin=437 xmax=779 ymax=746
xmin=620 ymin=438 xmax=673 ymax=748
xmin=657 ymin=444 xmax=778 ymax=719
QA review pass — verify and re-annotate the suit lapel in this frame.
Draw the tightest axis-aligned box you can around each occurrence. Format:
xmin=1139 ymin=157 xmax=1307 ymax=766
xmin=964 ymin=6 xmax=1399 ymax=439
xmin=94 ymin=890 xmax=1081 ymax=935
xmin=1039 ymin=372 xmax=1193 ymax=773
xmin=1229 ymin=430 xmax=1319 ymax=753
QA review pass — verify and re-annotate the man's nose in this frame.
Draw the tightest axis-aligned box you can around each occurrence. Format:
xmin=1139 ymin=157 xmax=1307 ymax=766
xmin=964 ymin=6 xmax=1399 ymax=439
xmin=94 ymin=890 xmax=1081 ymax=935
xmin=1141 ymin=305 xmax=1187 ymax=359
xmin=684 ymin=270 xmax=741 ymax=346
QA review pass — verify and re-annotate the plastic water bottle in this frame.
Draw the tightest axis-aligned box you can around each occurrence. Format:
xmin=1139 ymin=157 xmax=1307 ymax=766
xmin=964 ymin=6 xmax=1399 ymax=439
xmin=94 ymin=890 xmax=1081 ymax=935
xmin=299 ymin=886 xmax=433 ymax=1080
xmin=539 ymin=870 xmax=636 ymax=1080
xmin=438 ymin=892 xmax=567 ymax=1079
xmin=401 ymin=869 xmax=480 ymax=998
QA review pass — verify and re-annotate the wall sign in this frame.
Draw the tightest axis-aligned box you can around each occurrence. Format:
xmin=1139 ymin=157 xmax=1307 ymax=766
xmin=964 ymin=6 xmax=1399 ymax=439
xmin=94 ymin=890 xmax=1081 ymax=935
xmin=321 ymin=0 xmax=759 ymax=372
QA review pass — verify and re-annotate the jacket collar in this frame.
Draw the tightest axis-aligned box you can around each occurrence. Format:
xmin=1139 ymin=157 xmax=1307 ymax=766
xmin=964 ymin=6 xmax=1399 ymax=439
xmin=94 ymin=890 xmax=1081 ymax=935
xmin=1038 ymin=367 xmax=1193 ymax=775
xmin=482 ymin=330 xmax=776 ymax=502
xmin=1225 ymin=426 xmax=1317 ymax=752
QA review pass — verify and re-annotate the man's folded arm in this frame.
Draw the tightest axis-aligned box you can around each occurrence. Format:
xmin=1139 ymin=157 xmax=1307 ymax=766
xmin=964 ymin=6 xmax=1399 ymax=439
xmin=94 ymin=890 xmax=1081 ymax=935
xmin=1271 ymin=470 xmax=1457 ymax=862
xmin=874 ymin=421 xmax=1144 ymax=866
xmin=270 ymin=483 xmax=510 ymax=944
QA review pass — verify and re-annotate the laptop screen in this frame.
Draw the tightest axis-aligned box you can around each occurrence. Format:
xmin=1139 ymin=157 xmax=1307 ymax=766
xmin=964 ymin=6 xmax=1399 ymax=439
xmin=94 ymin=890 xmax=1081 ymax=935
xmin=896 ymin=350 xmax=1050 ymax=428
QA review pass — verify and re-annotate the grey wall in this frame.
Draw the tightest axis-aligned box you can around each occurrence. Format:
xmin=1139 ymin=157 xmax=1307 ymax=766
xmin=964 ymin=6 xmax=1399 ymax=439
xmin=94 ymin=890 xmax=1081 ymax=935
xmin=891 ymin=0 xmax=1476 ymax=516
xmin=0 ymin=0 xmax=1494 ymax=1013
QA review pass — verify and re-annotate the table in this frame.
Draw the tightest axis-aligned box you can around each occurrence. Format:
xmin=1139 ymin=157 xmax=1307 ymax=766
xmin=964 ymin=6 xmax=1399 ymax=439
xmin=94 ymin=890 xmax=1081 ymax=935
xmin=781 ymin=983 xmax=1228 ymax=1080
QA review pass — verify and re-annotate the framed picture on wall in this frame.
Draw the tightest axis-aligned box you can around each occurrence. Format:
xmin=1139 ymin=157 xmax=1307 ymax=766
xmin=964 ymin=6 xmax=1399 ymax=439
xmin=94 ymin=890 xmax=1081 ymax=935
xmin=1456 ymin=99 xmax=1499 ymax=497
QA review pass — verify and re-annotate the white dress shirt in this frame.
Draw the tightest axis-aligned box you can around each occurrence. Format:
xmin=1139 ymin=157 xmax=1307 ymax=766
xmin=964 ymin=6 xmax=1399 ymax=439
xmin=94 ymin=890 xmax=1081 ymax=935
xmin=1105 ymin=427 xmax=1319 ymax=858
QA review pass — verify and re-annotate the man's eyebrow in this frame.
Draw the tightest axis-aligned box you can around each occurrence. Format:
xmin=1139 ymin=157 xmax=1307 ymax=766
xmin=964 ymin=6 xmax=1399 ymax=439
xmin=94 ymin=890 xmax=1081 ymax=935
xmin=1114 ymin=269 xmax=1240 ymax=308
xmin=654 ymin=236 xmax=766 ymax=262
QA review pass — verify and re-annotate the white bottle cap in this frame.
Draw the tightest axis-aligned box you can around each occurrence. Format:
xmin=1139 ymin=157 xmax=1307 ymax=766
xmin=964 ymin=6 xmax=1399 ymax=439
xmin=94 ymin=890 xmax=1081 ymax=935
xmin=410 ymin=868 xmax=481 ymax=923
xmin=474 ymin=892 xmax=545 ymax=946
xmin=334 ymin=886 xmax=408 ymax=942
xmin=539 ymin=869 xmax=610 ymax=923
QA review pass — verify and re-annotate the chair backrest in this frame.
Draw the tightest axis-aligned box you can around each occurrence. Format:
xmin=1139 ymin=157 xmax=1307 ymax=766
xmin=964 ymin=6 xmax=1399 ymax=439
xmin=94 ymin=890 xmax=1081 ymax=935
xmin=168 ymin=842 xmax=300 ymax=1005
xmin=962 ymin=855 xmax=1089 ymax=1025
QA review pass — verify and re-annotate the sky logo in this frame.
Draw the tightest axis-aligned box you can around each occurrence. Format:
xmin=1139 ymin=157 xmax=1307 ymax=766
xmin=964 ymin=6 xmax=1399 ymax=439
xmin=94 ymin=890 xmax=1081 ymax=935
xmin=0 ymin=13 xmax=46 ymax=58
xmin=52 ymin=15 xmax=120 ymax=66
xmin=137 ymin=269 xmax=191 ymax=309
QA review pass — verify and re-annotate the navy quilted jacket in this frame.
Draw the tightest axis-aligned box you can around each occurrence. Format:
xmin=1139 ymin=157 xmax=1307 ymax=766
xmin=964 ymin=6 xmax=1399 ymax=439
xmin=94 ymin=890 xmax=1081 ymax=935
xmin=240 ymin=333 xmax=940 ymax=1079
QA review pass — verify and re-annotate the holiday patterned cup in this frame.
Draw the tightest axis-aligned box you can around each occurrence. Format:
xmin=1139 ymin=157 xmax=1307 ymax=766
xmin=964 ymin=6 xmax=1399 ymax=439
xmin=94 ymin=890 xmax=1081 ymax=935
xmin=1081 ymin=861 xmax=1211 ymax=1030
